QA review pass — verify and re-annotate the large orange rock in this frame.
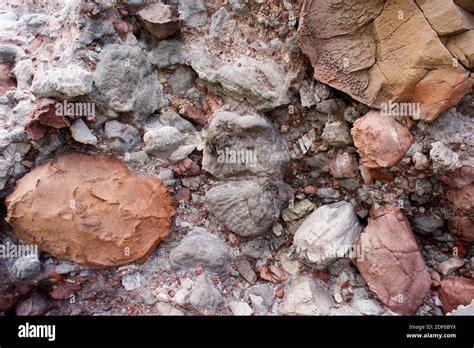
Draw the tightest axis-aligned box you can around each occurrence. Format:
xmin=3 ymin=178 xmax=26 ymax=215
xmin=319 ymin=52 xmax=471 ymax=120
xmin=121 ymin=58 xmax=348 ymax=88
xmin=5 ymin=153 xmax=175 ymax=268
xmin=298 ymin=0 xmax=473 ymax=122
xmin=351 ymin=110 xmax=413 ymax=168
xmin=353 ymin=205 xmax=430 ymax=315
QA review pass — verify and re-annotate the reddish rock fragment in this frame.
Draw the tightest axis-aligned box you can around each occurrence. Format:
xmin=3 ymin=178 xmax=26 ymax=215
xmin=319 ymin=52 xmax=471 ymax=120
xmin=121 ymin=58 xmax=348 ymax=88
xmin=137 ymin=2 xmax=180 ymax=39
xmin=26 ymin=98 xmax=70 ymax=140
xmin=438 ymin=277 xmax=474 ymax=313
xmin=449 ymin=216 xmax=474 ymax=243
xmin=351 ymin=110 xmax=413 ymax=169
xmin=172 ymin=158 xmax=201 ymax=177
xmin=329 ymin=151 xmax=359 ymax=178
xmin=353 ymin=205 xmax=430 ymax=315
xmin=0 ymin=63 xmax=16 ymax=95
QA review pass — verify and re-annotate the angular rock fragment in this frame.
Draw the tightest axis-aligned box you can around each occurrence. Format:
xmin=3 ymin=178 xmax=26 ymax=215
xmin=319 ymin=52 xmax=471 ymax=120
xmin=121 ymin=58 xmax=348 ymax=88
xmin=329 ymin=152 xmax=359 ymax=179
xmin=353 ymin=205 xmax=430 ymax=315
xmin=279 ymin=275 xmax=333 ymax=315
xmin=137 ymin=3 xmax=180 ymax=40
xmin=169 ymin=228 xmax=230 ymax=273
xmin=204 ymin=181 xmax=281 ymax=238
xmin=438 ymin=277 xmax=474 ymax=313
xmin=148 ymin=39 xmax=184 ymax=68
xmin=203 ymin=112 xmax=288 ymax=179
xmin=190 ymin=273 xmax=223 ymax=310
xmin=70 ymin=119 xmax=97 ymax=145
xmin=178 ymin=0 xmax=208 ymax=28
xmin=351 ymin=110 xmax=413 ymax=168
xmin=15 ymin=293 xmax=49 ymax=316
xmin=25 ymin=98 xmax=70 ymax=140
xmin=5 ymin=153 xmax=175 ymax=268
xmin=297 ymin=0 xmax=473 ymax=122
xmin=448 ymin=216 xmax=474 ymax=243
xmin=294 ymin=201 xmax=362 ymax=268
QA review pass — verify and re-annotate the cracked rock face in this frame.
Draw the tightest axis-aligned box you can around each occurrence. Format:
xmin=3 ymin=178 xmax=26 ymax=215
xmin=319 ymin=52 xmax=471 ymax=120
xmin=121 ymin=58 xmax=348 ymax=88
xmin=203 ymin=111 xmax=289 ymax=179
xmin=298 ymin=0 xmax=473 ymax=122
xmin=351 ymin=110 xmax=413 ymax=168
xmin=294 ymin=201 xmax=362 ymax=268
xmin=204 ymin=181 xmax=282 ymax=238
xmin=353 ymin=205 xmax=430 ymax=315
xmin=5 ymin=153 xmax=175 ymax=268
xmin=438 ymin=277 xmax=474 ymax=313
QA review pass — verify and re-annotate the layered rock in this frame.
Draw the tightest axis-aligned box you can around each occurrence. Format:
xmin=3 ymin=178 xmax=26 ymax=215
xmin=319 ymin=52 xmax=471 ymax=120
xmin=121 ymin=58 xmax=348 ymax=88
xmin=438 ymin=277 xmax=474 ymax=313
xmin=298 ymin=0 xmax=473 ymax=122
xmin=293 ymin=201 xmax=362 ymax=268
xmin=353 ymin=205 xmax=430 ymax=315
xmin=5 ymin=153 xmax=175 ymax=268
xmin=351 ymin=110 xmax=413 ymax=168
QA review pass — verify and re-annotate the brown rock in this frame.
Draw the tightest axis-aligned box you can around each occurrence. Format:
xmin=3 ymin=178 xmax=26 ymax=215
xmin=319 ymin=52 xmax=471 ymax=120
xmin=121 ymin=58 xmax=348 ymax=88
xmin=0 ymin=63 xmax=16 ymax=95
xmin=137 ymin=3 xmax=180 ymax=40
xmin=438 ymin=277 xmax=474 ymax=313
xmin=329 ymin=151 xmax=359 ymax=178
xmin=438 ymin=166 xmax=474 ymax=189
xmin=446 ymin=30 xmax=474 ymax=69
xmin=448 ymin=216 xmax=474 ymax=243
xmin=353 ymin=204 xmax=430 ymax=315
xmin=417 ymin=0 xmax=474 ymax=36
xmin=26 ymin=98 xmax=70 ymax=140
xmin=351 ymin=110 xmax=413 ymax=168
xmin=171 ymin=98 xmax=208 ymax=127
xmin=298 ymin=0 xmax=473 ymax=122
xmin=172 ymin=158 xmax=201 ymax=177
xmin=5 ymin=153 xmax=175 ymax=268
xmin=446 ymin=185 xmax=474 ymax=214
xmin=456 ymin=0 xmax=474 ymax=13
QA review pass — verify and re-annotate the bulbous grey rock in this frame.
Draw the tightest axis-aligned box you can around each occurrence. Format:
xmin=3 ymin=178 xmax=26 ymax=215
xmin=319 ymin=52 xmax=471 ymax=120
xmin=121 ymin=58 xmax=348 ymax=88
xmin=104 ymin=120 xmax=140 ymax=153
xmin=178 ymin=0 xmax=208 ymax=27
xmin=204 ymin=181 xmax=281 ymax=237
xmin=293 ymin=201 xmax=362 ymax=268
xmin=10 ymin=255 xmax=41 ymax=280
xmin=148 ymin=39 xmax=184 ymax=68
xmin=203 ymin=112 xmax=288 ymax=179
xmin=144 ymin=126 xmax=182 ymax=155
xmin=169 ymin=228 xmax=230 ymax=273
xmin=187 ymin=51 xmax=290 ymax=111
xmin=94 ymin=44 xmax=163 ymax=120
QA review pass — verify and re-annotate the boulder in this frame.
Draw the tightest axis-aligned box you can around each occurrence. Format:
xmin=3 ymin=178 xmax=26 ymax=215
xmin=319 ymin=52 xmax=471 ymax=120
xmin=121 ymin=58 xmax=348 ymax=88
xmin=293 ymin=201 xmax=362 ymax=268
xmin=5 ymin=153 xmax=175 ymax=268
xmin=353 ymin=205 xmax=430 ymax=315
xmin=202 ymin=111 xmax=288 ymax=179
xmin=297 ymin=0 xmax=473 ymax=122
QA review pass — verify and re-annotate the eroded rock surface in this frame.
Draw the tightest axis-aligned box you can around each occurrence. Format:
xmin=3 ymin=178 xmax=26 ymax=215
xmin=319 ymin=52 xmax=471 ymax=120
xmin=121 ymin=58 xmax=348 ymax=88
xmin=5 ymin=153 xmax=175 ymax=268
xmin=354 ymin=205 xmax=430 ymax=315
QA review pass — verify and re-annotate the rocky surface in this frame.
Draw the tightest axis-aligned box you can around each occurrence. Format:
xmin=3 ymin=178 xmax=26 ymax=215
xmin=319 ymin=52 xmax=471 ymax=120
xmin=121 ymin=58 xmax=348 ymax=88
xmin=0 ymin=0 xmax=472 ymax=317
